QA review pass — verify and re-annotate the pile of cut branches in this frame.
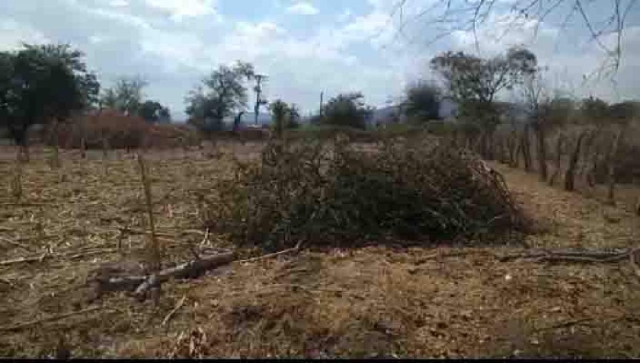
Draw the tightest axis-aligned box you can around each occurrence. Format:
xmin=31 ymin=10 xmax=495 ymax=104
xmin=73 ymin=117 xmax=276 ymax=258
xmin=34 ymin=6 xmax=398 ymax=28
xmin=204 ymin=137 xmax=529 ymax=251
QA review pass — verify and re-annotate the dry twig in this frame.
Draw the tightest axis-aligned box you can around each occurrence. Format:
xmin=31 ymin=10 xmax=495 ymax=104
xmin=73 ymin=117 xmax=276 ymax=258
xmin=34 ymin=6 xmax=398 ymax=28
xmin=0 ymin=306 xmax=104 ymax=332
xmin=162 ymin=294 xmax=187 ymax=326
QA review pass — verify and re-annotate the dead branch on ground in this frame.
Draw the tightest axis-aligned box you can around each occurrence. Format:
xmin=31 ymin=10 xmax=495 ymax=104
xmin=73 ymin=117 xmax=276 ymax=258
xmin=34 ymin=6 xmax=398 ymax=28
xmin=0 ymin=306 xmax=105 ymax=332
xmin=496 ymin=247 xmax=639 ymax=265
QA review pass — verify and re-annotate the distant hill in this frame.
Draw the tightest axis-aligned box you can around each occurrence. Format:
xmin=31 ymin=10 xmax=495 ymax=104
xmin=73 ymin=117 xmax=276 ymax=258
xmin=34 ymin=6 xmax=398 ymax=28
xmin=230 ymin=112 xmax=273 ymax=126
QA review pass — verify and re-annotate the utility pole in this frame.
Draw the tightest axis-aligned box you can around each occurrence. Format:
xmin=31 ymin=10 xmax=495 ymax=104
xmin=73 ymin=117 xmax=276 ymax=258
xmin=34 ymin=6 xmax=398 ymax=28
xmin=253 ymin=74 xmax=267 ymax=126
xmin=319 ymin=91 xmax=324 ymax=119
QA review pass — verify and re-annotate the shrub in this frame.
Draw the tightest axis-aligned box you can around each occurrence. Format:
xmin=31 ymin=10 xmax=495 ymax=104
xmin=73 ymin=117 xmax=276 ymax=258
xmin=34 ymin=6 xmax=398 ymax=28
xmin=321 ymin=93 xmax=372 ymax=130
xmin=48 ymin=110 xmax=200 ymax=149
xmin=204 ymin=137 xmax=526 ymax=251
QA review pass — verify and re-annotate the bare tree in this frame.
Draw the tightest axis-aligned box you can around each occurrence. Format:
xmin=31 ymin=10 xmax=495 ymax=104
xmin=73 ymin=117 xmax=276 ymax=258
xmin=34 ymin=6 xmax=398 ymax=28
xmin=388 ymin=0 xmax=636 ymax=73
xmin=606 ymin=128 xmax=623 ymax=204
xmin=549 ymin=134 xmax=565 ymax=186
xmin=565 ymin=131 xmax=588 ymax=191
xmin=523 ymin=68 xmax=550 ymax=181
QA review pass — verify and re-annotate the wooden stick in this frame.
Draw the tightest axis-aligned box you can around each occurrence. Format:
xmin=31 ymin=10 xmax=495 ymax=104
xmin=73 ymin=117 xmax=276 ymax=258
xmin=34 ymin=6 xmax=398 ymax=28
xmin=0 ymin=306 xmax=104 ymax=332
xmin=234 ymin=242 xmax=302 ymax=264
xmin=0 ymin=236 xmax=33 ymax=252
xmin=0 ymin=249 xmax=117 ymax=266
xmin=0 ymin=253 xmax=49 ymax=266
xmin=534 ymin=317 xmax=593 ymax=332
xmin=630 ymin=251 xmax=640 ymax=279
xmin=136 ymin=153 xmax=162 ymax=273
xmin=162 ymin=294 xmax=187 ymax=326
xmin=66 ymin=248 xmax=117 ymax=260
xmin=496 ymin=248 xmax=637 ymax=263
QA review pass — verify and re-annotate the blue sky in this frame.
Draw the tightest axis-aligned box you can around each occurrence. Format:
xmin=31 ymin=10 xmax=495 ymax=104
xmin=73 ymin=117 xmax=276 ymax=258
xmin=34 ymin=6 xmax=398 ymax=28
xmin=0 ymin=0 xmax=638 ymax=121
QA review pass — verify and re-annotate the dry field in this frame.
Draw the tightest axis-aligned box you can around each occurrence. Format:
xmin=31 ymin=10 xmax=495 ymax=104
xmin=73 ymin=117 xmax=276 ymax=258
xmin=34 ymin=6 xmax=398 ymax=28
xmin=1 ymin=142 xmax=640 ymax=358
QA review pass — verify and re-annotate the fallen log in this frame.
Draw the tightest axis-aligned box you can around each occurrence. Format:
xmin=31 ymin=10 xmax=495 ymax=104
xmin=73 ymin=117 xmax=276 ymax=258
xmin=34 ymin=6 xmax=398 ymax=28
xmin=94 ymin=245 xmax=304 ymax=302
xmin=95 ymin=252 xmax=237 ymax=299
xmin=496 ymin=248 xmax=638 ymax=263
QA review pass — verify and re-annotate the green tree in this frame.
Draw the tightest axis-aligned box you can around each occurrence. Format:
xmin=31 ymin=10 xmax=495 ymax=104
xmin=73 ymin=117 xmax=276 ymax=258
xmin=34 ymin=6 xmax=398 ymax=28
xmin=270 ymin=99 xmax=288 ymax=138
xmin=100 ymin=76 xmax=147 ymax=116
xmin=430 ymin=47 xmax=536 ymax=157
xmin=269 ymin=100 xmax=302 ymax=137
xmin=140 ymin=100 xmax=171 ymax=123
xmin=288 ymin=103 xmax=301 ymax=129
xmin=322 ymin=92 xmax=372 ymax=130
xmin=404 ymin=80 xmax=441 ymax=122
xmin=185 ymin=61 xmax=255 ymax=133
xmin=0 ymin=43 xmax=99 ymax=154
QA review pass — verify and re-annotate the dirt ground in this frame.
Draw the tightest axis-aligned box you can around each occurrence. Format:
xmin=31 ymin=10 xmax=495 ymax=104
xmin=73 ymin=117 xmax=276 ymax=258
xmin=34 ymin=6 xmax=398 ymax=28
xmin=1 ymin=143 xmax=640 ymax=358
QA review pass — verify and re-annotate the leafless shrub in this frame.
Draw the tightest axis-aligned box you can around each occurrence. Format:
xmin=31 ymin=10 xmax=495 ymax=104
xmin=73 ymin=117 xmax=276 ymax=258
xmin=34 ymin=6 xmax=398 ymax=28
xmin=203 ymin=137 xmax=528 ymax=251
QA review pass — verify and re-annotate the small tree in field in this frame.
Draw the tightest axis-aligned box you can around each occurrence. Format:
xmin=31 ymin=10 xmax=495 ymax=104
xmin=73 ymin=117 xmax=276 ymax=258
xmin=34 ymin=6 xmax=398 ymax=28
xmin=140 ymin=100 xmax=171 ymax=123
xmin=270 ymin=100 xmax=301 ymax=138
xmin=321 ymin=93 xmax=372 ymax=130
xmin=185 ymin=61 xmax=255 ymax=135
xmin=0 ymin=43 xmax=99 ymax=161
xmin=430 ymin=47 xmax=536 ymax=158
xmin=403 ymin=80 xmax=441 ymax=122
xmin=270 ymin=100 xmax=288 ymax=139
xmin=100 ymin=76 xmax=147 ymax=116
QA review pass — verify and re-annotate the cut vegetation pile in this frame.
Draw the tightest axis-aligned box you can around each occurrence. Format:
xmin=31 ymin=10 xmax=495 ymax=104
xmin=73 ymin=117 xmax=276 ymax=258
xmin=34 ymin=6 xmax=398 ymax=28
xmin=205 ymin=137 xmax=527 ymax=251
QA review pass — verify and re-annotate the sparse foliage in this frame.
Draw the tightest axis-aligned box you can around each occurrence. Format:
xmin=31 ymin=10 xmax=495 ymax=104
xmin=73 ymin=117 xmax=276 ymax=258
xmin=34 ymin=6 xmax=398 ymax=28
xmin=390 ymin=0 xmax=633 ymax=72
xmin=430 ymin=48 xmax=536 ymax=133
xmin=100 ymin=76 xmax=147 ymax=116
xmin=185 ymin=61 xmax=255 ymax=133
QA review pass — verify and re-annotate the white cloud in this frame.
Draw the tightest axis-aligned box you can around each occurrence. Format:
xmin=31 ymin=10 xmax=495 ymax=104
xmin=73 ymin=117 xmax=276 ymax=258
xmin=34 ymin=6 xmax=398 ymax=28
xmin=88 ymin=34 xmax=107 ymax=44
xmin=89 ymin=7 xmax=152 ymax=30
xmin=338 ymin=8 xmax=352 ymax=22
xmin=144 ymin=0 xmax=220 ymax=22
xmin=286 ymin=1 xmax=319 ymax=15
xmin=0 ymin=19 xmax=50 ymax=50
xmin=108 ymin=0 xmax=128 ymax=7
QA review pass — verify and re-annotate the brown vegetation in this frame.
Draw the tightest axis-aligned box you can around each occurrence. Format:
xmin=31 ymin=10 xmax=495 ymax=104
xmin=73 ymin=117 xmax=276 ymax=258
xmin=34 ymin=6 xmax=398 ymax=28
xmin=38 ymin=110 xmax=201 ymax=150
xmin=1 ymin=143 xmax=640 ymax=358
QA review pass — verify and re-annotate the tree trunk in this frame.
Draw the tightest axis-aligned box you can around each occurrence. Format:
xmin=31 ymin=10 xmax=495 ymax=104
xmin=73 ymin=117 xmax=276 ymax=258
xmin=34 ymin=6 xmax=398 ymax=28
xmin=565 ymin=131 xmax=587 ymax=192
xmin=497 ymin=136 xmax=507 ymax=164
xmin=10 ymin=124 xmax=31 ymax=163
xmin=579 ymin=131 xmax=596 ymax=178
xmin=586 ymin=136 xmax=603 ymax=188
xmin=512 ymin=138 xmax=521 ymax=168
xmin=48 ymin=119 xmax=61 ymax=169
xmin=508 ymin=131 xmax=517 ymax=167
xmin=485 ymin=131 xmax=495 ymax=160
xmin=607 ymin=129 xmax=623 ymax=205
xmin=549 ymin=134 xmax=564 ymax=187
xmin=521 ymin=126 xmax=532 ymax=172
xmin=535 ymin=121 xmax=548 ymax=181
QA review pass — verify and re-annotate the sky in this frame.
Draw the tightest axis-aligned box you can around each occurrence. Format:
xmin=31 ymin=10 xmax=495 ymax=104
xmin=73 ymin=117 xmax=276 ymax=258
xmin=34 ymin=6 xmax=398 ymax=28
xmin=0 ymin=0 xmax=638 ymax=121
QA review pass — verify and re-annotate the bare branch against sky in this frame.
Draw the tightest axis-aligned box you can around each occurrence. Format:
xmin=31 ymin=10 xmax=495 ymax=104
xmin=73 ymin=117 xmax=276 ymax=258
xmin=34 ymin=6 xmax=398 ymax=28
xmin=386 ymin=0 xmax=638 ymax=74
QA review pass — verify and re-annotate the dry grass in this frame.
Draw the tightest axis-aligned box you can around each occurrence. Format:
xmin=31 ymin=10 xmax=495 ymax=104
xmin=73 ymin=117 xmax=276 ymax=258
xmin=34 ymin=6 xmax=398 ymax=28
xmin=1 ymin=142 xmax=640 ymax=358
